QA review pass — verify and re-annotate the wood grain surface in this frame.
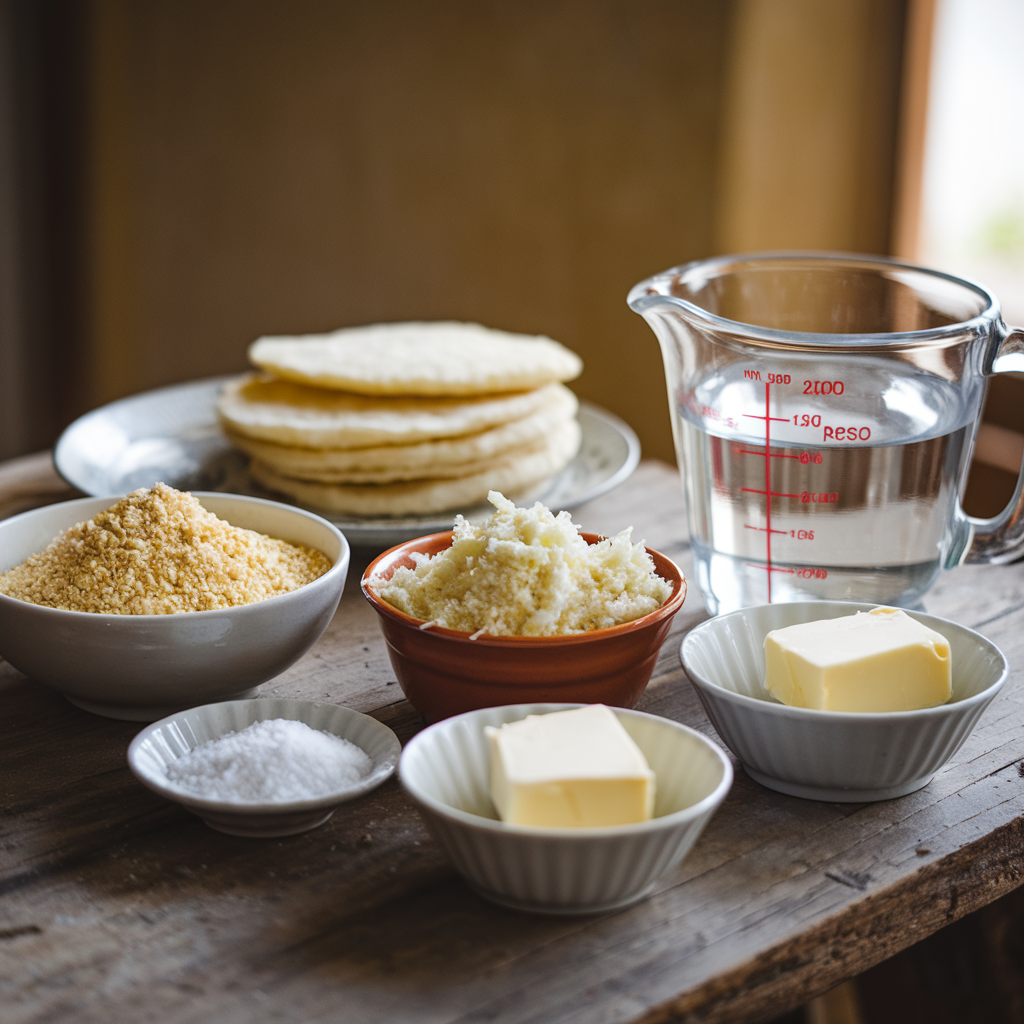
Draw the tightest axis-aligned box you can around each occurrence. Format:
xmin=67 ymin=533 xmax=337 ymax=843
xmin=1 ymin=460 xmax=1023 ymax=1024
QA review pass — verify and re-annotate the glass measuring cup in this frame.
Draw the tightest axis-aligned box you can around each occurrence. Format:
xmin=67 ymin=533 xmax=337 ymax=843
xmin=628 ymin=253 xmax=1024 ymax=615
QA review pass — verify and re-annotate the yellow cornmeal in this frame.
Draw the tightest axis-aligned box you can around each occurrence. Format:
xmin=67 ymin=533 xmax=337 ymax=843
xmin=370 ymin=491 xmax=673 ymax=636
xmin=0 ymin=483 xmax=331 ymax=614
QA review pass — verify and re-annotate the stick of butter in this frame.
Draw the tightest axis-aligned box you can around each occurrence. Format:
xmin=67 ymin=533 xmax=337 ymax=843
xmin=764 ymin=607 xmax=952 ymax=712
xmin=485 ymin=705 xmax=656 ymax=827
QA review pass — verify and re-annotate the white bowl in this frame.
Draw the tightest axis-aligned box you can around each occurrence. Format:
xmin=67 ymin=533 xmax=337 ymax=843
xmin=399 ymin=703 xmax=733 ymax=914
xmin=680 ymin=601 xmax=1008 ymax=802
xmin=0 ymin=492 xmax=349 ymax=720
xmin=128 ymin=698 xmax=400 ymax=836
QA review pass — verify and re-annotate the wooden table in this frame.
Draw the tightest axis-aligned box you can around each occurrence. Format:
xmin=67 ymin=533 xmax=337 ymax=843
xmin=2 ymin=455 xmax=1023 ymax=1024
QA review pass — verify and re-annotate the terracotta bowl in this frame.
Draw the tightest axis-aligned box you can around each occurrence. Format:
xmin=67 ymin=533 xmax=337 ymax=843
xmin=361 ymin=531 xmax=686 ymax=723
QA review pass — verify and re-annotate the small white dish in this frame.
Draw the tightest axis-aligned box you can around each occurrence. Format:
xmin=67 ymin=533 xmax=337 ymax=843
xmin=680 ymin=601 xmax=1009 ymax=802
xmin=399 ymin=703 xmax=733 ymax=915
xmin=128 ymin=698 xmax=400 ymax=837
xmin=0 ymin=492 xmax=349 ymax=720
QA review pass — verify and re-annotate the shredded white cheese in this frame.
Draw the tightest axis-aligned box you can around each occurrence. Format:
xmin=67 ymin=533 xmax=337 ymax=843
xmin=369 ymin=491 xmax=673 ymax=636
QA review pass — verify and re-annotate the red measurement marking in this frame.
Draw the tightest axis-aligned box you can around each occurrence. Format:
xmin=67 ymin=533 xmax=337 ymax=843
xmin=794 ymin=414 xmax=822 ymax=428
xmin=824 ymin=425 xmax=871 ymax=441
xmin=742 ymin=487 xmax=799 ymax=498
xmin=803 ymin=380 xmax=845 ymax=396
xmin=733 ymin=447 xmax=800 ymax=459
xmin=743 ymin=382 xmax=827 ymax=600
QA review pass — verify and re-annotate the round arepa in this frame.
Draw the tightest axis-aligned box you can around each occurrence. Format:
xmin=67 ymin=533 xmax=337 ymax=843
xmin=224 ymin=386 xmax=578 ymax=483
xmin=248 ymin=321 xmax=583 ymax=397
xmin=217 ymin=375 xmax=574 ymax=450
xmin=248 ymin=416 xmax=582 ymax=516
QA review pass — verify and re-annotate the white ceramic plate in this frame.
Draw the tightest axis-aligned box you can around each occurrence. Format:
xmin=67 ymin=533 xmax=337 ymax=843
xmin=54 ymin=376 xmax=640 ymax=548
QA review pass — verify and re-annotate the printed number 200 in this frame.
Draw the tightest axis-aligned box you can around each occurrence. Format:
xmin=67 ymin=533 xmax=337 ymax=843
xmin=803 ymin=380 xmax=844 ymax=395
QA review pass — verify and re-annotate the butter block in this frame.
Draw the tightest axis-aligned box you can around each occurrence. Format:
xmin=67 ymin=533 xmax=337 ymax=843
xmin=486 ymin=705 xmax=655 ymax=827
xmin=764 ymin=607 xmax=952 ymax=712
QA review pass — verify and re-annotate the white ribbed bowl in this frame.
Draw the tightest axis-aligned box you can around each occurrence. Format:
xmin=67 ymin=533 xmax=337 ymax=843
xmin=399 ymin=703 xmax=733 ymax=914
xmin=680 ymin=602 xmax=1008 ymax=802
xmin=128 ymin=698 xmax=400 ymax=836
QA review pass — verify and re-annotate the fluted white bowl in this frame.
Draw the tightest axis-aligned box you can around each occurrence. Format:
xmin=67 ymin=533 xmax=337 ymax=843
xmin=680 ymin=602 xmax=1008 ymax=802
xmin=128 ymin=698 xmax=400 ymax=836
xmin=399 ymin=703 xmax=733 ymax=914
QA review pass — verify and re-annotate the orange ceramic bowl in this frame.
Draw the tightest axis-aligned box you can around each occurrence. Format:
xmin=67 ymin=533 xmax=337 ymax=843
xmin=361 ymin=531 xmax=686 ymax=723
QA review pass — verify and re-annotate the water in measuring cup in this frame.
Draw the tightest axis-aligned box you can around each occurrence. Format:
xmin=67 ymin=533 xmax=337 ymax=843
xmin=676 ymin=364 xmax=977 ymax=614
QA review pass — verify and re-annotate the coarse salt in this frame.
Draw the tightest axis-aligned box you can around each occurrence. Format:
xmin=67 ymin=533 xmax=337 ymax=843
xmin=165 ymin=718 xmax=373 ymax=802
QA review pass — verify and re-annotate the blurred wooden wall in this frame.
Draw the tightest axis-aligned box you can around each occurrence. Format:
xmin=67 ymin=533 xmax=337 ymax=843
xmin=717 ymin=0 xmax=906 ymax=255
xmin=4 ymin=0 xmax=910 ymax=463
xmin=83 ymin=0 xmax=735 ymax=464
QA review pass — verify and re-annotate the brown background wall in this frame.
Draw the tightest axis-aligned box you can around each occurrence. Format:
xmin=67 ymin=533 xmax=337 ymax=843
xmin=80 ymin=0 xmax=907 ymax=464
xmin=2 ymin=0 xmax=909 ymax=463
xmin=717 ymin=0 xmax=905 ymax=255
xmin=86 ymin=0 xmax=735 ymax=464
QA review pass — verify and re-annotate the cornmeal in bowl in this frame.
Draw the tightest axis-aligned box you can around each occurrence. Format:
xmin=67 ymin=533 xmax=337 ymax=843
xmin=0 ymin=483 xmax=330 ymax=614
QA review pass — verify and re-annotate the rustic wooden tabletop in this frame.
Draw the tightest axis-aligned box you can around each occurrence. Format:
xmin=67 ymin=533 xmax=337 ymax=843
xmin=1 ymin=455 xmax=1022 ymax=1024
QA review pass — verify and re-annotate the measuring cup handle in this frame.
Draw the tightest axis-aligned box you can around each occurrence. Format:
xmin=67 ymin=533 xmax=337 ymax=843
xmin=963 ymin=325 xmax=1024 ymax=565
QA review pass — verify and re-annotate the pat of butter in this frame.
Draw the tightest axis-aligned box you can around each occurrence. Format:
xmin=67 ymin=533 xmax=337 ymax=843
xmin=485 ymin=705 xmax=655 ymax=827
xmin=764 ymin=607 xmax=952 ymax=712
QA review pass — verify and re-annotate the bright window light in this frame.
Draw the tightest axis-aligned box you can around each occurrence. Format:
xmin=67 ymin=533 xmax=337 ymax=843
xmin=919 ymin=0 xmax=1024 ymax=324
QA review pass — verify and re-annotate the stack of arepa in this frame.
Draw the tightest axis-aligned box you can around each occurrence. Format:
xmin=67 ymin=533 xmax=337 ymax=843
xmin=216 ymin=321 xmax=584 ymax=517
